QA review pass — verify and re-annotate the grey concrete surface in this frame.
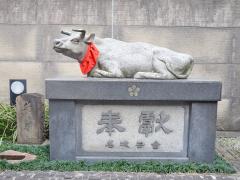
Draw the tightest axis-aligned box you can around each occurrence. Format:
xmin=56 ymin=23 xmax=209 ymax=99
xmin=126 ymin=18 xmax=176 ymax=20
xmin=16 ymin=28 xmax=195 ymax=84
xmin=0 ymin=0 xmax=37 ymax=24
xmin=1 ymin=0 xmax=240 ymax=27
xmin=113 ymin=0 xmax=240 ymax=27
xmin=37 ymin=0 xmax=112 ymax=25
xmin=0 ymin=0 xmax=240 ymax=131
xmin=0 ymin=25 xmax=38 ymax=61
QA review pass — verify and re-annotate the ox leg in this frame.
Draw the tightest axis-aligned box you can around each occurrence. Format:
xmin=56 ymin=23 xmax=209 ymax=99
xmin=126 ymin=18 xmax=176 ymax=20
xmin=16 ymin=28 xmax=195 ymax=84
xmin=91 ymin=69 xmax=123 ymax=78
xmin=134 ymin=72 xmax=175 ymax=79
xmin=134 ymin=59 xmax=176 ymax=79
xmin=91 ymin=61 xmax=123 ymax=78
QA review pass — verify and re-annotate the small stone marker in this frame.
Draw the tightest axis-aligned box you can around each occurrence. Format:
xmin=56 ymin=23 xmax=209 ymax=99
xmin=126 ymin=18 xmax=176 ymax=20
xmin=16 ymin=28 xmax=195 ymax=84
xmin=0 ymin=150 xmax=36 ymax=164
xmin=16 ymin=93 xmax=44 ymax=144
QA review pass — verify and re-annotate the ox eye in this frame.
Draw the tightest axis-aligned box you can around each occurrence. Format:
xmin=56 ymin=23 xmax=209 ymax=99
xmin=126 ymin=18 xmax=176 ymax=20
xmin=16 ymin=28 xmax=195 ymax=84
xmin=71 ymin=38 xmax=80 ymax=43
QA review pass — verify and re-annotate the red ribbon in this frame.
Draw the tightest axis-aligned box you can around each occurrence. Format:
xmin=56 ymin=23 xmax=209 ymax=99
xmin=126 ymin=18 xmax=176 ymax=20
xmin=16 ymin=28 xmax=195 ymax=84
xmin=79 ymin=43 xmax=99 ymax=74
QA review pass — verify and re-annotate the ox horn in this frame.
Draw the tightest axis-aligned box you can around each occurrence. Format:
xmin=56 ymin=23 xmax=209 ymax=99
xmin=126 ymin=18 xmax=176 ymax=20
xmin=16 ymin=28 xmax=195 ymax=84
xmin=72 ymin=29 xmax=86 ymax=39
xmin=85 ymin=33 xmax=95 ymax=43
xmin=61 ymin=30 xmax=71 ymax=36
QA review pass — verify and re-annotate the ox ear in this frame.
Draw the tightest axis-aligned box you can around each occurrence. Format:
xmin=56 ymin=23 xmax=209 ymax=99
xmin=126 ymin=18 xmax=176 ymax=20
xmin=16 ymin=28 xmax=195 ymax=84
xmin=85 ymin=33 xmax=95 ymax=44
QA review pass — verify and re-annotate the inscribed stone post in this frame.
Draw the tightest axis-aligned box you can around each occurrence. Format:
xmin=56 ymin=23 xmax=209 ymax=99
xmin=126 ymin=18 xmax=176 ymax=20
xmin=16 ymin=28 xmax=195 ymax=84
xmin=16 ymin=93 xmax=44 ymax=144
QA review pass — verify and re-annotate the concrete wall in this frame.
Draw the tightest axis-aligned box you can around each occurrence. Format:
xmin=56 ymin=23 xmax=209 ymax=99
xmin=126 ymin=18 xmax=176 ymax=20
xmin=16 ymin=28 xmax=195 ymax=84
xmin=0 ymin=0 xmax=239 ymax=131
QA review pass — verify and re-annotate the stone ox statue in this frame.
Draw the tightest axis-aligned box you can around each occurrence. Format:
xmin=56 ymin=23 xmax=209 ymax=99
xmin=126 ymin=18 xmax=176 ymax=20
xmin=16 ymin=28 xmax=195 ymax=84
xmin=53 ymin=29 xmax=194 ymax=79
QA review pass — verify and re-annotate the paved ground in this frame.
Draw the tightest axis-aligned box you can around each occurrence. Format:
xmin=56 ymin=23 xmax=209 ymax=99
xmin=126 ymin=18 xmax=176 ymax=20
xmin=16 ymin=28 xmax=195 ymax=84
xmin=216 ymin=135 xmax=240 ymax=172
xmin=0 ymin=133 xmax=239 ymax=180
xmin=0 ymin=170 xmax=240 ymax=180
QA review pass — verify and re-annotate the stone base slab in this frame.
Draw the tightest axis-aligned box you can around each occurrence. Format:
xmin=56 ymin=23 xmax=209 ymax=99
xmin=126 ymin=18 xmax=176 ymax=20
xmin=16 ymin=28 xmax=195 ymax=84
xmin=46 ymin=78 xmax=222 ymax=163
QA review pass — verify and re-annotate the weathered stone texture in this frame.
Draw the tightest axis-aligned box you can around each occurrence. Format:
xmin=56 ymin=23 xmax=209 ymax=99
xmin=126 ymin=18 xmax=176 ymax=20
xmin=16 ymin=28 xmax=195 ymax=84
xmin=0 ymin=0 xmax=37 ymax=24
xmin=37 ymin=0 xmax=112 ymax=25
xmin=0 ymin=25 xmax=37 ymax=61
xmin=114 ymin=0 xmax=240 ymax=27
xmin=0 ymin=62 xmax=43 ymax=103
xmin=16 ymin=93 xmax=44 ymax=144
xmin=115 ymin=26 xmax=234 ymax=64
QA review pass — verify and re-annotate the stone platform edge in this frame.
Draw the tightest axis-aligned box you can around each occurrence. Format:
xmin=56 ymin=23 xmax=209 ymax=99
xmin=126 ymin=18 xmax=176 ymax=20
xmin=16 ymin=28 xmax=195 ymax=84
xmin=45 ymin=78 xmax=222 ymax=101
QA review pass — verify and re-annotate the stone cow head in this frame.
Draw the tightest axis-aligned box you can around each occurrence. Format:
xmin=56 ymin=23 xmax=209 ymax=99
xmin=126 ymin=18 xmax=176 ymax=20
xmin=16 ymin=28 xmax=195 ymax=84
xmin=53 ymin=29 xmax=95 ymax=62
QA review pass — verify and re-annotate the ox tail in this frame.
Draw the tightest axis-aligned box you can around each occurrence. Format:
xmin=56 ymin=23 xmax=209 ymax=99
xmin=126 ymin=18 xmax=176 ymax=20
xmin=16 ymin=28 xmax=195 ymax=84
xmin=161 ymin=56 xmax=194 ymax=79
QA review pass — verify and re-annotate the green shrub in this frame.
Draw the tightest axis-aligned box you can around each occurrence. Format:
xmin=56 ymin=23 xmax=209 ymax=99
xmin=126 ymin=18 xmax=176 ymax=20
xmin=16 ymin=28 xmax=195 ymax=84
xmin=0 ymin=104 xmax=17 ymax=143
xmin=0 ymin=103 xmax=49 ymax=143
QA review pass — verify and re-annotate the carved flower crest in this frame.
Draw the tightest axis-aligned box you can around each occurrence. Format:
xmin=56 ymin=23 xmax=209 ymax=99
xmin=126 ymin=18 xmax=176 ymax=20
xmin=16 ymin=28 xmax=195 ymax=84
xmin=128 ymin=85 xmax=140 ymax=97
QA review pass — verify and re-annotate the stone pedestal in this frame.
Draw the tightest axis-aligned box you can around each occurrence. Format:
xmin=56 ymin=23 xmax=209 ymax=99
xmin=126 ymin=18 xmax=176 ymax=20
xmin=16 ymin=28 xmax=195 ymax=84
xmin=16 ymin=93 xmax=44 ymax=144
xmin=46 ymin=78 xmax=222 ymax=163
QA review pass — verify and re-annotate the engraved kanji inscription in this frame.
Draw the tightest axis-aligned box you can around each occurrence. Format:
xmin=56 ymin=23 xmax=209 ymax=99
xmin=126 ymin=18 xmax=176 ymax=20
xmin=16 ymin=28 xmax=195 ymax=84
xmin=138 ymin=111 xmax=155 ymax=137
xmin=136 ymin=141 xmax=145 ymax=149
xmin=151 ymin=141 xmax=161 ymax=149
xmin=82 ymin=105 xmax=185 ymax=153
xmin=155 ymin=111 xmax=173 ymax=134
xmin=96 ymin=110 xmax=126 ymax=136
xmin=120 ymin=141 xmax=129 ymax=148
xmin=105 ymin=140 xmax=114 ymax=148
xmin=22 ymin=101 xmax=32 ymax=131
